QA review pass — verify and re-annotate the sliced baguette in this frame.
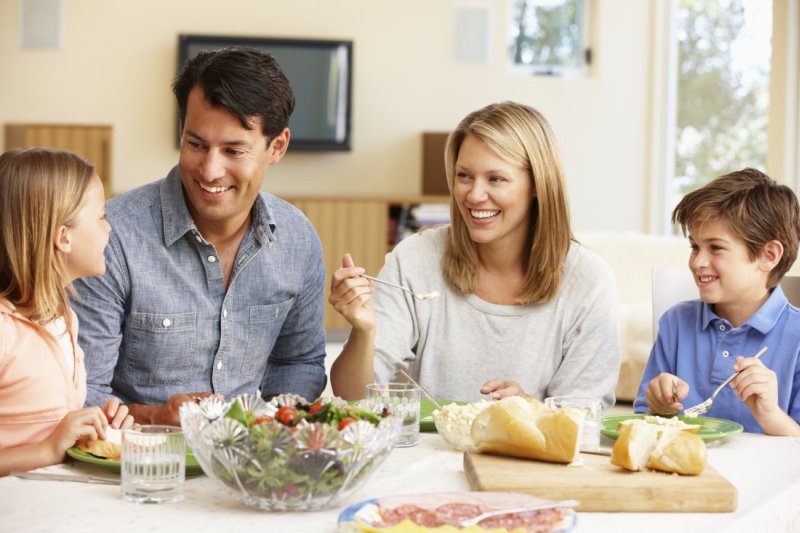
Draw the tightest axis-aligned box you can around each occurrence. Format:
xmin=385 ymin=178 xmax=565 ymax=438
xmin=611 ymin=418 xmax=706 ymax=475
xmin=470 ymin=396 xmax=584 ymax=464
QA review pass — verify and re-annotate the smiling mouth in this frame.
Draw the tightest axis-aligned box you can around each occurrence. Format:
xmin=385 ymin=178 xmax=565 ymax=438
xmin=197 ymin=181 xmax=232 ymax=195
xmin=470 ymin=209 xmax=500 ymax=220
xmin=697 ymin=275 xmax=718 ymax=284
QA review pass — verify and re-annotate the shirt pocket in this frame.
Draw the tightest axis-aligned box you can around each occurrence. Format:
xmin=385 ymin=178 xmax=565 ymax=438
xmin=123 ymin=311 xmax=197 ymax=386
xmin=241 ymin=298 xmax=294 ymax=377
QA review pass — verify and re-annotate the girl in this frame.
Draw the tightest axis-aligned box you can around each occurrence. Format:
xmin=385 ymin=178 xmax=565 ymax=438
xmin=0 ymin=147 xmax=134 ymax=476
xmin=329 ymin=102 xmax=620 ymax=406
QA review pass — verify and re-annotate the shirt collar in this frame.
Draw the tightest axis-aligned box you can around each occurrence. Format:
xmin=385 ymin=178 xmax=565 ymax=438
xmin=701 ymin=284 xmax=788 ymax=334
xmin=159 ymin=166 xmax=277 ymax=247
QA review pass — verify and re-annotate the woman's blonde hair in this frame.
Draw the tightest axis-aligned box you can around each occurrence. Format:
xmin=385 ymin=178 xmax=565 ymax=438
xmin=0 ymin=147 xmax=95 ymax=323
xmin=442 ymin=101 xmax=573 ymax=304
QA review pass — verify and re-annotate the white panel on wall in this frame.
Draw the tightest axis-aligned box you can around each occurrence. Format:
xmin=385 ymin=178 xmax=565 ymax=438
xmin=20 ymin=0 xmax=63 ymax=50
xmin=453 ymin=1 xmax=492 ymax=64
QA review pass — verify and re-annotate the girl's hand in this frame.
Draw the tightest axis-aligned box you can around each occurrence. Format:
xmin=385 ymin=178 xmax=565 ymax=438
xmin=102 ymin=397 xmax=135 ymax=429
xmin=480 ymin=380 xmax=527 ymax=399
xmin=44 ymin=407 xmax=108 ymax=461
xmin=645 ymin=373 xmax=687 ymax=415
xmin=731 ymin=356 xmax=780 ymax=418
xmin=329 ymin=253 xmax=375 ymax=332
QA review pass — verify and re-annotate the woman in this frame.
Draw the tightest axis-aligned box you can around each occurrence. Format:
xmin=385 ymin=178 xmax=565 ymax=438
xmin=329 ymin=102 xmax=620 ymax=407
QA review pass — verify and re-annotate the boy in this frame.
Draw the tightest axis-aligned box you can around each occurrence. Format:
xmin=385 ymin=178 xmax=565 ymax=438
xmin=634 ymin=168 xmax=800 ymax=436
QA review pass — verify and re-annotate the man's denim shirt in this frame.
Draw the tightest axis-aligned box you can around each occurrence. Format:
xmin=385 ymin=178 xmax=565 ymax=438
xmin=73 ymin=167 xmax=327 ymax=407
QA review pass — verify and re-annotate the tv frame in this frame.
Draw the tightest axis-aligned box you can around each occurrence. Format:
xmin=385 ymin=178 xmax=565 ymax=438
xmin=176 ymin=34 xmax=353 ymax=151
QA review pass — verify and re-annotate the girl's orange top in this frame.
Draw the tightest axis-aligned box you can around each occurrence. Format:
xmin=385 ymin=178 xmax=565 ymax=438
xmin=0 ymin=298 xmax=87 ymax=448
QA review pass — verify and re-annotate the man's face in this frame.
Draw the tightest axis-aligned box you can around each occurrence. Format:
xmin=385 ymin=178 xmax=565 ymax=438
xmin=178 ymin=86 xmax=288 ymax=233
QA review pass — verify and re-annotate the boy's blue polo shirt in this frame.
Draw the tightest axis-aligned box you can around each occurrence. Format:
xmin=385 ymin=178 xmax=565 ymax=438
xmin=634 ymin=286 xmax=800 ymax=433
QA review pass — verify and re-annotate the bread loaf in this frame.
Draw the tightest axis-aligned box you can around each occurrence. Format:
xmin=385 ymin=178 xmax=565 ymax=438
xmin=470 ymin=396 xmax=584 ymax=464
xmin=611 ymin=418 xmax=706 ymax=475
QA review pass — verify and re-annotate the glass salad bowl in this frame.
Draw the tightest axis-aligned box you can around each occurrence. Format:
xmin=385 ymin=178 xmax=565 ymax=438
xmin=180 ymin=393 xmax=402 ymax=511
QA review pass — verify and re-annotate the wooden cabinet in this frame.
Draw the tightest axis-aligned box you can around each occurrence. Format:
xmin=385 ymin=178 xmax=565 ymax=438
xmin=5 ymin=124 xmax=113 ymax=196
xmin=283 ymin=196 xmax=449 ymax=330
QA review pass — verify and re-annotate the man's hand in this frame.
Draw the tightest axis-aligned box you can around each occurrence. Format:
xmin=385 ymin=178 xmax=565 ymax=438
xmin=127 ymin=392 xmax=215 ymax=425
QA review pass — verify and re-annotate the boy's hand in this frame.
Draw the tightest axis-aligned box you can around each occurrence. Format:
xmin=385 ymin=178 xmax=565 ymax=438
xmin=645 ymin=373 xmax=687 ymax=415
xmin=731 ymin=355 xmax=780 ymax=418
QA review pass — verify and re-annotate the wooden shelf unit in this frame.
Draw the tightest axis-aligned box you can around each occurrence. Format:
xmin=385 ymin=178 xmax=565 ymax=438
xmin=5 ymin=123 xmax=113 ymax=197
xmin=283 ymin=195 xmax=449 ymax=329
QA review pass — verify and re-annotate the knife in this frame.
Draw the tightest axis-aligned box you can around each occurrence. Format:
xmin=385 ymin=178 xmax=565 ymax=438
xmin=10 ymin=471 xmax=120 ymax=485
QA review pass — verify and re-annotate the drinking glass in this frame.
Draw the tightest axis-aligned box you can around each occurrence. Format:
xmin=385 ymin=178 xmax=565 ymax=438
xmin=366 ymin=382 xmax=421 ymax=447
xmin=544 ymin=396 xmax=603 ymax=452
xmin=121 ymin=425 xmax=185 ymax=503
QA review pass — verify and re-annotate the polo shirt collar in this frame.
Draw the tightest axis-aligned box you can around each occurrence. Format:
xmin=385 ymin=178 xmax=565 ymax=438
xmin=159 ymin=166 xmax=277 ymax=247
xmin=701 ymin=285 xmax=788 ymax=334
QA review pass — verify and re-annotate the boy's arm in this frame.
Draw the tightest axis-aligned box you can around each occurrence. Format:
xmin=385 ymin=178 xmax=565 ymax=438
xmin=732 ymin=356 xmax=800 ymax=436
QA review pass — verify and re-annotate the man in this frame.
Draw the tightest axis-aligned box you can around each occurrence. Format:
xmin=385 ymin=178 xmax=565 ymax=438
xmin=73 ymin=48 xmax=327 ymax=425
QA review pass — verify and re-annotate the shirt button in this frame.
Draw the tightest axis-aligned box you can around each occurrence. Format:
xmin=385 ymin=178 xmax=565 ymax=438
xmin=719 ymin=324 xmax=726 ymax=331
xmin=722 ymin=350 xmax=730 ymax=357
xmin=223 ymin=309 xmax=228 ymax=318
xmin=216 ymin=361 xmax=223 ymax=370
xmin=208 ymin=255 xmax=217 ymax=263
xmin=162 ymin=318 xmax=172 ymax=327
xmin=195 ymin=235 xmax=202 ymax=243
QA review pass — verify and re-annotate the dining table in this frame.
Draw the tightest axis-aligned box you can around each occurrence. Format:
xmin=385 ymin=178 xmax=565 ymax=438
xmin=1 ymin=431 xmax=798 ymax=533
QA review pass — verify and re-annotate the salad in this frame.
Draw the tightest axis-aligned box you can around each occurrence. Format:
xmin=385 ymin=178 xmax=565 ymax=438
xmin=180 ymin=394 xmax=402 ymax=511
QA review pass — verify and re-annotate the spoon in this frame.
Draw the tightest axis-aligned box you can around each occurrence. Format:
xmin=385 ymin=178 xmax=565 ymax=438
xmin=360 ymin=274 xmax=440 ymax=301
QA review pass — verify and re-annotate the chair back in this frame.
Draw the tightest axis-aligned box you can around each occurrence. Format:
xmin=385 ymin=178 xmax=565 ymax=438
xmin=652 ymin=267 xmax=800 ymax=340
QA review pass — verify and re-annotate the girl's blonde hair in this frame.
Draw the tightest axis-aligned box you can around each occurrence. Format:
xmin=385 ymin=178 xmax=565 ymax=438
xmin=0 ymin=147 xmax=95 ymax=323
xmin=442 ymin=101 xmax=573 ymax=304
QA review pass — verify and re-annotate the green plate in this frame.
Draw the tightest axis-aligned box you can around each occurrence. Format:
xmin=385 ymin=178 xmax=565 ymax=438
xmin=600 ymin=414 xmax=744 ymax=442
xmin=66 ymin=446 xmax=204 ymax=475
xmin=419 ymin=398 xmax=466 ymax=432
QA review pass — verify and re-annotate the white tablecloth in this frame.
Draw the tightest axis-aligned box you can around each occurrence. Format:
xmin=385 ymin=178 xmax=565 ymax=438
xmin=1 ymin=432 xmax=798 ymax=533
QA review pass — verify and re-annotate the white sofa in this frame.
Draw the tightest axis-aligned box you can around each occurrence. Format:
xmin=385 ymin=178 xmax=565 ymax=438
xmin=576 ymin=232 xmax=690 ymax=401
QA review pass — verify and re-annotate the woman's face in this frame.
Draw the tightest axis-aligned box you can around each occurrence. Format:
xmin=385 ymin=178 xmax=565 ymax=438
xmin=453 ymin=134 xmax=535 ymax=253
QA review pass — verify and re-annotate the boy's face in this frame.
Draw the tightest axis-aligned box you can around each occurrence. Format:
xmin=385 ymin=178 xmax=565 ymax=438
xmin=688 ymin=218 xmax=772 ymax=319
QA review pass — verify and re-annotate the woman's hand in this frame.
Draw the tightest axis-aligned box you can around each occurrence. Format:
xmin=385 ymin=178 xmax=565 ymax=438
xmin=480 ymin=380 xmax=527 ymax=399
xmin=329 ymin=253 xmax=375 ymax=332
xmin=645 ymin=373 xmax=686 ymax=415
xmin=102 ymin=397 xmax=135 ymax=429
xmin=44 ymin=407 xmax=108 ymax=462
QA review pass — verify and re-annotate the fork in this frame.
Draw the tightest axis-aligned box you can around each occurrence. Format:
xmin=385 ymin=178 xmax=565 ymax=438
xmin=683 ymin=346 xmax=768 ymax=418
xmin=360 ymin=274 xmax=440 ymax=300
xmin=458 ymin=499 xmax=578 ymax=527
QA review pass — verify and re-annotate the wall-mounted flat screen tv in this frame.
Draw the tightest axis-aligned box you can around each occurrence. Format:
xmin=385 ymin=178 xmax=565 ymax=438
xmin=177 ymin=34 xmax=353 ymax=151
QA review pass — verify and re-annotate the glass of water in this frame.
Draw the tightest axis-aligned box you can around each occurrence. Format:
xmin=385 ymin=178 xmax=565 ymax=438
xmin=366 ymin=382 xmax=421 ymax=447
xmin=544 ymin=396 xmax=604 ymax=452
xmin=121 ymin=425 xmax=185 ymax=503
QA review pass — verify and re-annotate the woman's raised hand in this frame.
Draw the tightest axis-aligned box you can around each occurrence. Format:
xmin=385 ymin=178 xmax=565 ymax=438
xmin=329 ymin=253 xmax=375 ymax=332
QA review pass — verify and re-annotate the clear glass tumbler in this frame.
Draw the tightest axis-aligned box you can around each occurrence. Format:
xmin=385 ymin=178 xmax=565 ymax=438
xmin=544 ymin=396 xmax=604 ymax=452
xmin=121 ymin=425 xmax=185 ymax=503
xmin=366 ymin=382 xmax=422 ymax=447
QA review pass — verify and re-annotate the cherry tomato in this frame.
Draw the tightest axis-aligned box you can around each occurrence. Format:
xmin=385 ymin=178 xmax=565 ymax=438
xmin=308 ymin=400 xmax=325 ymax=415
xmin=338 ymin=417 xmax=357 ymax=431
xmin=275 ymin=406 xmax=298 ymax=425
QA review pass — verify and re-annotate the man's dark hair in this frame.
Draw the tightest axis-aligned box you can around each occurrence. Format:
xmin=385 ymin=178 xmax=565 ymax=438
xmin=172 ymin=47 xmax=296 ymax=143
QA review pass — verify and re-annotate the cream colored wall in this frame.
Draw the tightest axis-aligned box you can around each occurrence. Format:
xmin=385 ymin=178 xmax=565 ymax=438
xmin=0 ymin=0 xmax=652 ymax=232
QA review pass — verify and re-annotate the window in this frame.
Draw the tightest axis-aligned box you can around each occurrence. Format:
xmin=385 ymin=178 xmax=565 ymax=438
xmin=665 ymin=0 xmax=772 ymax=230
xmin=508 ymin=0 xmax=590 ymax=76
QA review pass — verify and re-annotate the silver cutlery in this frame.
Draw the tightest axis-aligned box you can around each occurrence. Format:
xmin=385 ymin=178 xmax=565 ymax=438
xmin=361 ymin=274 xmax=440 ymax=301
xmin=10 ymin=471 xmax=120 ymax=485
xmin=683 ymin=346 xmax=768 ymax=418
xmin=459 ymin=499 xmax=579 ymax=527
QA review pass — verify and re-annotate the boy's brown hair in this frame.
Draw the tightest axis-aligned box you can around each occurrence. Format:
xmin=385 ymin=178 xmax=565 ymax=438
xmin=672 ymin=168 xmax=800 ymax=288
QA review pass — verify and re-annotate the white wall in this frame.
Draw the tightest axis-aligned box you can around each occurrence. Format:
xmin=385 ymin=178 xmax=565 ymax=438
xmin=0 ymin=0 xmax=653 ymax=232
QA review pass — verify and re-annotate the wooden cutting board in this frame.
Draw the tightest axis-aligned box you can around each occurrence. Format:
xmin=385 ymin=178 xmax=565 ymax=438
xmin=464 ymin=451 xmax=737 ymax=512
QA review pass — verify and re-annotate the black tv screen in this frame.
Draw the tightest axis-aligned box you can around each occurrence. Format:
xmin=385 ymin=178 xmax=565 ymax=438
xmin=177 ymin=34 xmax=353 ymax=151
